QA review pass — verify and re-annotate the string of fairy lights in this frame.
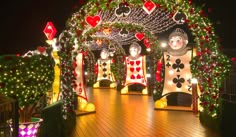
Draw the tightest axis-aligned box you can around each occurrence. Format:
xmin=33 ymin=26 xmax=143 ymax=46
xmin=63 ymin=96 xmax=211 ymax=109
xmin=88 ymin=6 xmax=177 ymax=48
xmin=58 ymin=0 xmax=231 ymax=119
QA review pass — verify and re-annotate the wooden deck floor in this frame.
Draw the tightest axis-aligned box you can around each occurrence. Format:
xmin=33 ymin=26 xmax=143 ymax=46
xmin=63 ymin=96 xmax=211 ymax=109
xmin=73 ymin=88 xmax=220 ymax=137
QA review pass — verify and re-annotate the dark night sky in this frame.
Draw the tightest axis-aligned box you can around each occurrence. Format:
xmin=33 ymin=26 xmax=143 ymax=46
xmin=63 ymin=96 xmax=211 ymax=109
xmin=0 ymin=0 xmax=235 ymax=55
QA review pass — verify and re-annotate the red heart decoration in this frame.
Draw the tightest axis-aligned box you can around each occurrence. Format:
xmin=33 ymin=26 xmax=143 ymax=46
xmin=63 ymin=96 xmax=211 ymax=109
xmin=137 ymin=74 xmax=141 ymax=79
xmin=130 ymin=67 xmax=134 ymax=72
xmin=136 ymin=60 xmax=141 ymax=65
xmin=143 ymin=1 xmax=156 ymax=14
xmin=85 ymin=15 xmax=101 ymax=28
xmin=143 ymin=39 xmax=150 ymax=48
xmin=79 ymin=82 xmax=82 ymax=87
xmin=130 ymin=75 xmax=135 ymax=79
xmin=135 ymin=33 xmax=145 ymax=41
xmin=37 ymin=46 xmax=46 ymax=53
xmin=136 ymin=67 xmax=141 ymax=72
xmin=130 ymin=61 xmax=134 ymax=66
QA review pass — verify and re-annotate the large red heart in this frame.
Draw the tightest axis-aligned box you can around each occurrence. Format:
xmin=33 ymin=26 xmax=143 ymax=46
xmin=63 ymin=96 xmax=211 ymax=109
xmin=130 ymin=75 xmax=135 ymax=79
xmin=130 ymin=67 xmax=134 ymax=72
xmin=85 ymin=15 xmax=101 ymax=28
xmin=143 ymin=1 xmax=156 ymax=14
xmin=135 ymin=33 xmax=145 ymax=41
xmin=37 ymin=46 xmax=46 ymax=53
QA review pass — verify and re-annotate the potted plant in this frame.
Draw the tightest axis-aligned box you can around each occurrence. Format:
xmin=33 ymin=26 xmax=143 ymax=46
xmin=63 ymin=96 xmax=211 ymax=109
xmin=0 ymin=49 xmax=54 ymax=136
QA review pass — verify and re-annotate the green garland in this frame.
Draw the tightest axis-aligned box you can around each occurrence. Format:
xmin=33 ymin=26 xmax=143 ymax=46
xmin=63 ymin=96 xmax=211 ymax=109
xmin=59 ymin=0 xmax=231 ymax=118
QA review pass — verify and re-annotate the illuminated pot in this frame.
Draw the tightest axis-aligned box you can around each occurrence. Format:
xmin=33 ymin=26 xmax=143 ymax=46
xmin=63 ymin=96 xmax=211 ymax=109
xmin=18 ymin=118 xmax=43 ymax=137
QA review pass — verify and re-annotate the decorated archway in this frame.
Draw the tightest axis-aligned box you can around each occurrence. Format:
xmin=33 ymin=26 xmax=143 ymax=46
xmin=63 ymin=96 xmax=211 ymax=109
xmin=58 ymin=0 xmax=231 ymax=118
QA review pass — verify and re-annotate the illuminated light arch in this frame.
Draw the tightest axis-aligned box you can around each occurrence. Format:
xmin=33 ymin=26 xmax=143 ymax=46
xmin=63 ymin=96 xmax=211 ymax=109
xmin=59 ymin=0 xmax=231 ymax=118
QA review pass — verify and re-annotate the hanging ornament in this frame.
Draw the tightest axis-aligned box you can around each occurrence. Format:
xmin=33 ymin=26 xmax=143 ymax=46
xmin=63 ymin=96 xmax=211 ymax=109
xmin=85 ymin=15 xmax=101 ymax=28
xmin=143 ymin=0 xmax=156 ymax=14
xmin=135 ymin=33 xmax=145 ymax=41
xmin=143 ymin=38 xmax=150 ymax=48
xmin=115 ymin=3 xmax=131 ymax=17
xmin=119 ymin=28 xmax=129 ymax=37
xmin=172 ymin=11 xmax=187 ymax=24
xmin=43 ymin=22 xmax=57 ymax=40
xmin=103 ymin=27 xmax=112 ymax=35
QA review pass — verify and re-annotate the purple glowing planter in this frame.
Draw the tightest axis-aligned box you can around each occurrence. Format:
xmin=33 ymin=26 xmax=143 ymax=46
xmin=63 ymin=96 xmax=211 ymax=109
xmin=10 ymin=118 xmax=43 ymax=137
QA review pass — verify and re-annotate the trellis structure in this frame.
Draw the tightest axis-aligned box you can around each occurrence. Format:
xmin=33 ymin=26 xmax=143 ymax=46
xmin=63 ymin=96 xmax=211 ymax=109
xmin=58 ymin=0 xmax=231 ymax=118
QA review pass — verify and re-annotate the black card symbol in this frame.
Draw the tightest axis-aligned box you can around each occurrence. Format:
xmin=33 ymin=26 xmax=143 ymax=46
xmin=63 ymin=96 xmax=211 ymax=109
xmin=115 ymin=3 xmax=131 ymax=17
xmin=172 ymin=59 xmax=184 ymax=72
xmin=119 ymin=28 xmax=129 ymax=37
xmin=172 ymin=11 xmax=187 ymax=24
xmin=173 ymin=75 xmax=185 ymax=88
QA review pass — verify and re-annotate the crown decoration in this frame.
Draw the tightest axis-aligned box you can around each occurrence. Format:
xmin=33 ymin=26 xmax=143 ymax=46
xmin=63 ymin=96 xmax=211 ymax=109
xmin=169 ymin=28 xmax=188 ymax=41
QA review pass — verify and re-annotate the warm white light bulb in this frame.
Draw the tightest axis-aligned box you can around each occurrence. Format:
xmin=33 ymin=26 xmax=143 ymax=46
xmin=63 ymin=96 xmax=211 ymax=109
xmin=161 ymin=42 xmax=167 ymax=48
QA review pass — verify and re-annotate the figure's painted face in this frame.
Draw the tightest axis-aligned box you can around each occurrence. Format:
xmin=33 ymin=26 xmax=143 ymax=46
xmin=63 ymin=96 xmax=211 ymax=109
xmin=129 ymin=46 xmax=139 ymax=57
xmin=168 ymin=35 xmax=185 ymax=50
xmin=100 ymin=50 xmax=109 ymax=59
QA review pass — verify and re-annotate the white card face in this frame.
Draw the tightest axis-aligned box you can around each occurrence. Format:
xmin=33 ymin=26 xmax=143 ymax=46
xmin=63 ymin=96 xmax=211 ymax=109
xmin=74 ymin=53 xmax=87 ymax=101
xmin=162 ymin=50 xmax=192 ymax=96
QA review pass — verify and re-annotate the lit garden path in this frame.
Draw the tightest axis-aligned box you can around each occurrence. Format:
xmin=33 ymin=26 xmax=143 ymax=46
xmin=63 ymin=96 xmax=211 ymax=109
xmin=73 ymin=88 xmax=219 ymax=137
